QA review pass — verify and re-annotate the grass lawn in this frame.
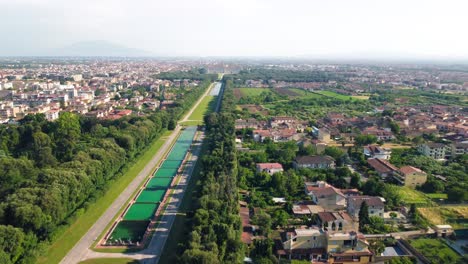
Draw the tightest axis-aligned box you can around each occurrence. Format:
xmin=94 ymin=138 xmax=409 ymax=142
xmin=79 ymin=258 xmax=139 ymax=264
xmin=409 ymin=238 xmax=461 ymax=263
xmin=186 ymin=95 xmax=216 ymax=121
xmin=236 ymin=87 xmax=273 ymax=97
xmin=315 ymin=90 xmax=354 ymax=100
xmin=287 ymin=88 xmax=325 ymax=99
xmin=393 ymin=186 xmax=431 ymax=205
xmin=37 ymin=130 xmax=172 ymax=264
xmin=425 ymin=193 xmax=448 ymax=199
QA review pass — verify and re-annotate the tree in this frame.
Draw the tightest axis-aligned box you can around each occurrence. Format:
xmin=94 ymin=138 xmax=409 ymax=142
xmin=447 ymin=186 xmax=466 ymax=202
xmin=350 ymin=173 xmax=361 ymax=188
xmin=167 ymin=119 xmax=176 ymax=130
xmin=359 ymin=201 xmax=370 ymax=231
xmin=369 ymin=240 xmax=386 ymax=254
xmin=355 ymin=134 xmax=378 ymax=146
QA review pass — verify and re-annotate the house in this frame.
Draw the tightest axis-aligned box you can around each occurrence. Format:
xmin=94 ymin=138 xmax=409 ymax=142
xmin=256 ymin=163 xmax=284 ymax=175
xmin=449 ymin=142 xmax=468 ymax=157
xmin=316 ymin=211 xmax=356 ymax=233
xmin=305 ymin=182 xmax=346 ymax=210
xmin=279 ymin=227 xmax=327 ymax=261
xmin=294 ymin=155 xmax=335 ymax=169
xmin=347 ymin=196 xmax=385 ymax=219
xmin=417 ymin=142 xmax=448 ymax=159
xmin=367 ymin=158 xmax=398 ymax=178
xmin=434 ymin=225 xmax=454 ymax=238
xmin=363 ymin=145 xmax=391 ymax=160
xmin=270 ymin=116 xmax=297 ymax=128
xmin=253 ymin=129 xmax=272 ymax=142
xmin=327 ymin=232 xmax=373 ymax=264
xmin=394 ymin=166 xmax=427 ymax=188
xmin=278 ymin=228 xmax=373 ymax=264
xmin=363 ymin=127 xmax=395 ymax=141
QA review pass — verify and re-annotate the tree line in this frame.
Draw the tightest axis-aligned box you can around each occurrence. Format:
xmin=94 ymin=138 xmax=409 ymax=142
xmin=180 ymin=80 xmax=244 ymax=263
xmin=0 ymin=80 xmax=212 ymax=263
xmin=223 ymin=68 xmax=350 ymax=85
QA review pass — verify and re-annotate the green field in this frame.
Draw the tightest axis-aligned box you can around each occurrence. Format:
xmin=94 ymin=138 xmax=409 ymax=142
xmin=287 ymin=88 xmax=325 ymax=99
xmin=393 ymin=186 xmax=431 ymax=205
xmin=79 ymin=258 xmax=139 ymax=264
xmin=315 ymin=90 xmax=354 ymax=100
xmin=410 ymin=238 xmax=461 ymax=263
xmin=180 ymin=94 xmax=217 ymax=126
xmin=425 ymin=193 xmax=448 ymax=199
xmin=37 ymin=130 xmax=172 ymax=264
xmin=237 ymin=87 xmax=273 ymax=97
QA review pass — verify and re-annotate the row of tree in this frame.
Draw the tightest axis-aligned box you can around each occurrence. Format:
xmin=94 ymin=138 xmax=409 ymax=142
xmin=180 ymin=80 xmax=244 ymax=263
xmin=0 ymin=80 xmax=213 ymax=263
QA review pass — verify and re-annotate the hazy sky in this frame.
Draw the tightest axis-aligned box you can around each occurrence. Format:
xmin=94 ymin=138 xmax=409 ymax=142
xmin=1 ymin=0 xmax=468 ymax=58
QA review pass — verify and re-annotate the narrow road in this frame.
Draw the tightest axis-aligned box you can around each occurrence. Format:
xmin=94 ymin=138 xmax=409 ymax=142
xmin=60 ymin=83 xmax=214 ymax=264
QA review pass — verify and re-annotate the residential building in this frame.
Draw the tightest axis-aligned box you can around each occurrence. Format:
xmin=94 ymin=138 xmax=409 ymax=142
xmin=347 ymin=196 xmax=385 ymax=219
xmin=417 ymin=142 xmax=448 ymax=159
xmin=279 ymin=228 xmax=373 ymax=263
xmin=304 ymin=181 xmax=346 ymax=210
xmin=316 ymin=211 xmax=357 ymax=233
xmin=255 ymin=163 xmax=284 ymax=175
xmin=363 ymin=145 xmax=391 ymax=160
xmin=394 ymin=166 xmax=427 ymax=188
xmin=294 ymin=155 xmax=335 ymax=169
xmin=367 ymin=158 xmax=398 ymax=178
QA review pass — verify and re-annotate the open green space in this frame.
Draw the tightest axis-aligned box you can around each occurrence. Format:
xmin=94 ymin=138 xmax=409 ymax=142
xmin=135 ymin=189 xmax=165 ymax=203
xmin=287 ymin=88 xmax=326 ymax=99
xmin=79 ymin=258 xmax=140 ymax=264
xmin=37 ymin=130 xmax=172 ymax=264
xmin=425 ymin=193 xmax=448 ymax=199
xmin=237 ymin=87 xmax=273 ymax=97
xmin=186 ymin=95 xmax=216 ymax=122
xmin=123 ymin=203 xmax=159 ymax=221
xmin=409 ymin=238 xmax=461 ymax=263
xmin=418 ymin=206 xmax=468 ymax=229
xmin=315 ymin=90 xmax=354 ymax=100
xmin=393 ymin=186 xmax=431 ymax=205
xmin=146 ymin=177 xmax=173 ymax=189
xmin=107 ymin=220 xmax=149 ymax=245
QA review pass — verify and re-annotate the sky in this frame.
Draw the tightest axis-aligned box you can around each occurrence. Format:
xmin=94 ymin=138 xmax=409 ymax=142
xmin=1 ymin=0 xmax=468 ymax=59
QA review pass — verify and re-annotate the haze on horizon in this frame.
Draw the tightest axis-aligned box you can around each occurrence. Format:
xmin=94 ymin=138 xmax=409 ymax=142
xmin=1 ymin=0 xmax=468 ymax=60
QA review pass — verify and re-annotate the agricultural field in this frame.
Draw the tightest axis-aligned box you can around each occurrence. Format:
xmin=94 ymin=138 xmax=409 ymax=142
xmin=274 ymin=87 xmax=324 ymax=99
xmin=351 ymin=95 xmax=370 ymax=100
xmin=315 ymin=90 xmax=354 ymax=100
xmin=409 ymin=238 xmax=461 ymax=264
xmin=418 ymin=206 xmax=468 ymax=229
xmin=234 ymin=87 xmax=274 ymax=98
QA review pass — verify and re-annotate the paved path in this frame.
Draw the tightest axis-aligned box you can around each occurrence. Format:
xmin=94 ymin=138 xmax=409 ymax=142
xmin=60 ymin=83 xmax=213 ymax=264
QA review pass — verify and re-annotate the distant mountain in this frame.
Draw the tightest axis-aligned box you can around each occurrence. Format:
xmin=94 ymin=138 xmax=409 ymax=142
xmin=51 ymin=40 xmax=153 ymax=57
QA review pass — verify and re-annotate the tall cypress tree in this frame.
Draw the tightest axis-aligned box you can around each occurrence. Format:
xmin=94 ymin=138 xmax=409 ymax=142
xmin=359 ymin=201 xmax=370 ymax=232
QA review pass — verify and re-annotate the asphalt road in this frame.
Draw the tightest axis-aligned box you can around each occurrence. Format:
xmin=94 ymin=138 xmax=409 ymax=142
xmin=59 ymin=83 xmax=213 ymax=264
